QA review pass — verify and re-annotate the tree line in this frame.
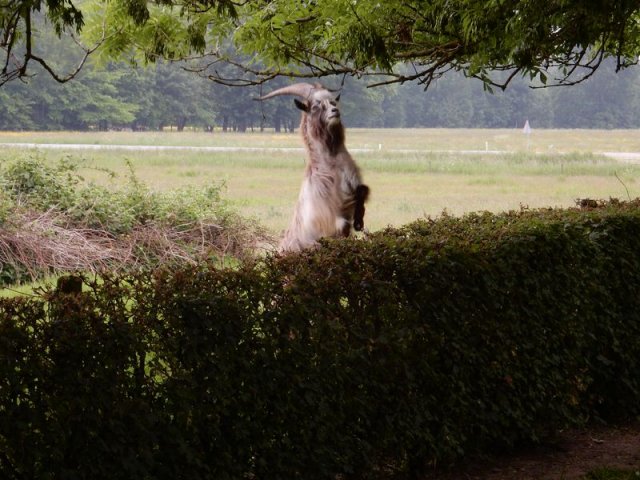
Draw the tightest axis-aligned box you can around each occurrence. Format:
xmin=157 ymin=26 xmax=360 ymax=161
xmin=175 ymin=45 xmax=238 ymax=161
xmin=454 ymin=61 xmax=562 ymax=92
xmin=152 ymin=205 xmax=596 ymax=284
xmin=1 ymin=57 xmax=639 ymax=132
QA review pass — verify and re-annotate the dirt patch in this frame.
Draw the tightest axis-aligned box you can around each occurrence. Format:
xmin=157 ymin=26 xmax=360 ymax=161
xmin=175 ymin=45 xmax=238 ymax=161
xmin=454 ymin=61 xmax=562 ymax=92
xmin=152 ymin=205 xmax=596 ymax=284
xmin=428 ymin=423 xmax=640 ymax=480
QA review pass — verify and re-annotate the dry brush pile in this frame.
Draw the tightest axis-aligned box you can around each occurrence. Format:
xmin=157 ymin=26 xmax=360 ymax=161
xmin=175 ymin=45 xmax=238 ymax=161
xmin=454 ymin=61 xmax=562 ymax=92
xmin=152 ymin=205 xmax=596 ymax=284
xmin=0 ymin=156 xmax=273 ymax=285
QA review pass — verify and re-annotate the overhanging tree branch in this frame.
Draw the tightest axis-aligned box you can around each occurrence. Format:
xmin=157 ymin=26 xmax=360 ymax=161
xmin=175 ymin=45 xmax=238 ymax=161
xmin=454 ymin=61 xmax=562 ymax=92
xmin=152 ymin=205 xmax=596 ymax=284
xmin=1 ymin=0 xmax=108 ymax=86
xmin=3 ymin=0 xmax=640 ymax=90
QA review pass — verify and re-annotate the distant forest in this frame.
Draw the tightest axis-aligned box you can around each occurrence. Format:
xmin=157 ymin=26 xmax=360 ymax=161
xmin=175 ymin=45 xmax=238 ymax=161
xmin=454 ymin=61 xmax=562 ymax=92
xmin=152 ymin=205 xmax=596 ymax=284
xmin=2 ymin=55 xmax=639 ymax=131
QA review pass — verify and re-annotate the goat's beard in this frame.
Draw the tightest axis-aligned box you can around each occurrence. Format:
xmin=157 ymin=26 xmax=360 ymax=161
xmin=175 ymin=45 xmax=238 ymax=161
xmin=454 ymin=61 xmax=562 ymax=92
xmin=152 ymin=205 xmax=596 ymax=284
xmin=327 ymin=117 xmax=342 ymax=131
xmin=307 ymin=116 xmax=345 ymax=155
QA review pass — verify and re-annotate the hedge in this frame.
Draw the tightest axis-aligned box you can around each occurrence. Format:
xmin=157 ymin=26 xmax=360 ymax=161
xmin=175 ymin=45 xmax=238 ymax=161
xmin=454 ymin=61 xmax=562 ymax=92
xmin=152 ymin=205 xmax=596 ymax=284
xmin=1 ymin=200 xmax=640 ymax=479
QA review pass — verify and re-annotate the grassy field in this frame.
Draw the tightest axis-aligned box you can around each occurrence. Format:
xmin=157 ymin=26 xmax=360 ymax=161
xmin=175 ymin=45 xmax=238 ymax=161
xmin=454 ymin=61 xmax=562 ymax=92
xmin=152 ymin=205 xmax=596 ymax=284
xmin=3 ymin=128 xmax=640 ymax=152
xmin=2 ymin=129 xmax=640 ymax=234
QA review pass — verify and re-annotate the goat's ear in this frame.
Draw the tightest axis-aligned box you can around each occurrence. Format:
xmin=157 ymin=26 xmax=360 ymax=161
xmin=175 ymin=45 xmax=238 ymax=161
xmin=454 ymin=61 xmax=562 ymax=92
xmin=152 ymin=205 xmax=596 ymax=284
xmin=334 ymin=94 xmax=341 ymax=103
xmin=294 ymin=99 xmax=309 ymax=112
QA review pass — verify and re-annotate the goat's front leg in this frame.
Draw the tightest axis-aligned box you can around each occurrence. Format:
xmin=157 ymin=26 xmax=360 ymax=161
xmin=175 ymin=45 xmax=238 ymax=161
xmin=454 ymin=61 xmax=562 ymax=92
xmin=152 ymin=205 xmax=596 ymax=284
xmin=353 ymin=184 xmax=370 ymax=231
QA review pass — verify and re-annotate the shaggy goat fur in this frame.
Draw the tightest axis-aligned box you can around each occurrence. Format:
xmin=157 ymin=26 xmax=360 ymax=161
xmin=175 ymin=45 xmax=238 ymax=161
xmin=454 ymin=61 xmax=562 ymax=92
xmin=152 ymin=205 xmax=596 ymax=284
xmin=258 ymin=83 xmax=369 ymax=252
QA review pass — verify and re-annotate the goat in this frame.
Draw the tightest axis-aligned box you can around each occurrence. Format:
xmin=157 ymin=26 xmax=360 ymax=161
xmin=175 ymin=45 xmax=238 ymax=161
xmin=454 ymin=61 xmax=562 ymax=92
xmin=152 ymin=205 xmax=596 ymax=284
xmin=258 ymin=83 xmax=370 ymax=252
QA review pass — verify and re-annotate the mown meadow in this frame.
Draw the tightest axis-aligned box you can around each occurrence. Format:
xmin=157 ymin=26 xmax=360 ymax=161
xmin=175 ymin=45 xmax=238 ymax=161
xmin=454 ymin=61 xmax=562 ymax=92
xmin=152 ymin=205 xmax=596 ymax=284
xmin=2 ymin=128 xmax=640 ymax=234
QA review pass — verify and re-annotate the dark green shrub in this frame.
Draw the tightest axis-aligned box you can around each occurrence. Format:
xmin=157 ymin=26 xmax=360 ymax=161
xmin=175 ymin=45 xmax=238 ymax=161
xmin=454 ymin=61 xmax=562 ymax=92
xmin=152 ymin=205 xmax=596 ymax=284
xmin=1 ymin=200 xmax=640 ymax=479
xmin=0 ymin=262 xmax=28 ymax=286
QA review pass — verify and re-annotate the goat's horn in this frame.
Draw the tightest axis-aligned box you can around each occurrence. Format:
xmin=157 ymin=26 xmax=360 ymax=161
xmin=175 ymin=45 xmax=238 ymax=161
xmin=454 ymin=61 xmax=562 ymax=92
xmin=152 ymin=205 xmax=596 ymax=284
xmin=255 ymin=83 xmax=317 ymax=101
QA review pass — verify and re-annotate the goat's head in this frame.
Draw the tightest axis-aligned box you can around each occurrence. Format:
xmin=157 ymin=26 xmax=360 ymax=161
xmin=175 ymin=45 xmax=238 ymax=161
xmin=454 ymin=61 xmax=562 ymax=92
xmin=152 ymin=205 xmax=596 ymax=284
xmin=257 ymin=83 xmax=344 ymax=150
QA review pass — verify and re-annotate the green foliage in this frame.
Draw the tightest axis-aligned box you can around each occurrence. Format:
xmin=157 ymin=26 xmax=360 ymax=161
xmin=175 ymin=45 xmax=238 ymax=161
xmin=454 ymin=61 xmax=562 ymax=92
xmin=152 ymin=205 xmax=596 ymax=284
xmin=6 ymin=0 xmax=640 ymax=92
xmin=0 ymin=90 xmax=36 ymax=130
xmin=0 ymin=155 xmax=263 ymax=285
xmin=0 ymin=155 xmax=230 ymax=235
xmin=1 ymin=154 xmax=81 ymax=211
xmin=80 ymin=0 xmax=640 ymax=89
xmin=4 ymin=0 xmax=640 ymax=90
xmin=2 ymin=200 xmax=640 ymax=478
xmin=0 ymin=190 xmax=14 ymax=225
xmin=71 ymin=173 xmax=232 ymax=235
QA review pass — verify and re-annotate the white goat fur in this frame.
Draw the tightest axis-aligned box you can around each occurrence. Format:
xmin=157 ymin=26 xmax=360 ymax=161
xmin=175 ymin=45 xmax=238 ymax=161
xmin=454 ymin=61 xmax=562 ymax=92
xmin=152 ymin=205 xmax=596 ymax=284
xmin=259 ymin=84 xmax=369 ymax=252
